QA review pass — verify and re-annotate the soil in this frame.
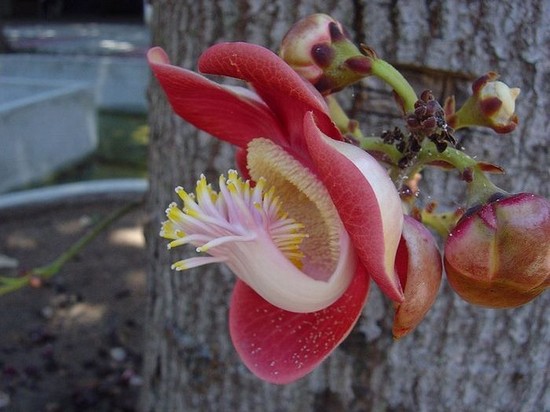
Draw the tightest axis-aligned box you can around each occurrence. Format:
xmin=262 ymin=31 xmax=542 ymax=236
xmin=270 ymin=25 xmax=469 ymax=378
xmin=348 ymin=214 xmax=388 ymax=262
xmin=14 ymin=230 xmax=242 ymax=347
xmin=0 ymin=200 xmax=147 ymax=411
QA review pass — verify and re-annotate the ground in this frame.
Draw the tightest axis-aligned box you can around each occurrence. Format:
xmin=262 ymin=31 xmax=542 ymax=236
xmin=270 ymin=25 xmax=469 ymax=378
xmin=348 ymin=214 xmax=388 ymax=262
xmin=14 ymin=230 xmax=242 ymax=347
xmin=0 ymin=200 xmax=147 ymax=411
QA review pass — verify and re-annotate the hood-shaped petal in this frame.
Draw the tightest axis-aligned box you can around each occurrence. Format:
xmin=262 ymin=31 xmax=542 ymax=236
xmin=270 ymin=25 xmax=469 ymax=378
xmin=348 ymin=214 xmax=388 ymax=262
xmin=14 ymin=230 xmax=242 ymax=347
xmin=162 ymin=156 xmax=358 ymax=313
xmin=225 ymin=227 xmax=356 ymax=313
xmin=198 ymin=42 xmax=333 ymax=148
xmin=229 ymin=263 xmax=369 ymax=384
xmin=303 ymin=112 xmax=404 ymax=302
xmin=147 ymin=47 xmax=286 ymax=147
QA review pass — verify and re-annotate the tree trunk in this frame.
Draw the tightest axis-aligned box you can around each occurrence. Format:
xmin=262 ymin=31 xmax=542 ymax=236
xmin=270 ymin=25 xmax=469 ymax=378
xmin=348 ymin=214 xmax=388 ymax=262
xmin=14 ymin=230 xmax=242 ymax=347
xmin=141 ymin=1 xmax=549 ymax=411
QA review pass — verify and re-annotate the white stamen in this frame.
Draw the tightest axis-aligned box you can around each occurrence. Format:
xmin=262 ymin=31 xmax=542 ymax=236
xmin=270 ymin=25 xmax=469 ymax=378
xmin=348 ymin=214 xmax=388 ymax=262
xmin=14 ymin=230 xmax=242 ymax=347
xmin=171 ymin=256 xmax=228 ymax=270
xmin=162 ymin=170 xmax=307 ymax=272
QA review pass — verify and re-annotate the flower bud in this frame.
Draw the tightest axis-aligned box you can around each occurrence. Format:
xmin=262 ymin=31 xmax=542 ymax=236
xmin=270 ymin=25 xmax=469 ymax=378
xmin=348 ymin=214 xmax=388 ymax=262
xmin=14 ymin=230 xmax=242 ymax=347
xmin=444 ymin=193 xmax=550 ymax=308
xmin=280 ymin=14 xmax=337 ymax=84
xmin=393 ymin=216 xmax=442 ymax=339
xmin=280 ymin=14 xmax=371 ymax=95
xmin=449 ymin=72 xmax=520 ymax=133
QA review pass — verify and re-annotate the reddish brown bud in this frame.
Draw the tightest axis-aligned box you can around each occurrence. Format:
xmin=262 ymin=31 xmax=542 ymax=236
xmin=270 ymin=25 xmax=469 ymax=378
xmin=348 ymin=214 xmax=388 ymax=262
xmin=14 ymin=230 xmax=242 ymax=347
xmin=328 ymin=21 xmax=346 ymax=42
xmin=311 ymin=43 xmax=334 ymax=67
xmin=444 ymin=193 xmax=550 ymax=308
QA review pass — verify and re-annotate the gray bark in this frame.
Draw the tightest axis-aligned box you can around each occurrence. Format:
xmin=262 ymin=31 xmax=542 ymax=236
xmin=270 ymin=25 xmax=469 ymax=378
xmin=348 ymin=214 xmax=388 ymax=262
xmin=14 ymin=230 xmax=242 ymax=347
xmin=141 ymin=1 xmax=549 ymax=411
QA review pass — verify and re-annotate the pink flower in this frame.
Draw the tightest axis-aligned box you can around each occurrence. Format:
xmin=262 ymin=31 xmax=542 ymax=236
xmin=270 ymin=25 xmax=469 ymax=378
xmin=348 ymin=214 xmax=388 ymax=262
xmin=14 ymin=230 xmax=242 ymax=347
xmin=148 ymin=43 xmax=404 ymax=383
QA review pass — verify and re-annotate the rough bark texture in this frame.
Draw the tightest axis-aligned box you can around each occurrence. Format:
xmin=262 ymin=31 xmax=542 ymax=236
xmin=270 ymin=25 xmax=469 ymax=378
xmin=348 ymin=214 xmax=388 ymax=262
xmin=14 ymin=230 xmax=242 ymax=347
xmin=142 ymin=1 xmax=549 ymax=411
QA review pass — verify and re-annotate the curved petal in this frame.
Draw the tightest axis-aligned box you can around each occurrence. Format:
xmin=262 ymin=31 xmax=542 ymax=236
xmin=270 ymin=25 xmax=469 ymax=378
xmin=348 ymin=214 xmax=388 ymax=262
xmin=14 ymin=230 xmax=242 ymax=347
xmin=229 ymin=263 xmax=369 ymax=384
xmin=147 ymin=47 xmax=286 ymax=147
xmin=393 ymin=216 xmax=442 ymax=338
xmin=303 ymin=112 xmax=404 ymax=302
xmin=225 ymin=226 xmax=356 ymax=313
xmin=198 ymin=42 xmax=331 ymax=146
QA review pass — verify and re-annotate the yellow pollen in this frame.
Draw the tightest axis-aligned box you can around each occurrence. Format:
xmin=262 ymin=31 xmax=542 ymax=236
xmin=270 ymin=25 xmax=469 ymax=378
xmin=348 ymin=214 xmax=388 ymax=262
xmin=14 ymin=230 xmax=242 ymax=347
xmin=161 ymin=170 xmax=309 ymax=270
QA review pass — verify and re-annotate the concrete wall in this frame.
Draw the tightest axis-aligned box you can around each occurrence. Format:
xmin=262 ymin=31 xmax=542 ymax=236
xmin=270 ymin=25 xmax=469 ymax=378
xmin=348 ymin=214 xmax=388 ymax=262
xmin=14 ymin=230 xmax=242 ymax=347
xmin=0 ymin=54 xmax=148 ymax=113
xmin=0 ymin=77 xmax=97 ymax=192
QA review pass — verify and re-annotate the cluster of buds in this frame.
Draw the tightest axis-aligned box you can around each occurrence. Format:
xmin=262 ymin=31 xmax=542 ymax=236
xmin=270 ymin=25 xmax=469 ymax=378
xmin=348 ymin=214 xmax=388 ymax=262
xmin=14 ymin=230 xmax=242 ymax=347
xmin=389 ymin=90 xmax=458 ymax=168
xmin=407 ymin=90 xmax=447 ymax=137
xmin=280 ymin=14 xmax=549 ymax=332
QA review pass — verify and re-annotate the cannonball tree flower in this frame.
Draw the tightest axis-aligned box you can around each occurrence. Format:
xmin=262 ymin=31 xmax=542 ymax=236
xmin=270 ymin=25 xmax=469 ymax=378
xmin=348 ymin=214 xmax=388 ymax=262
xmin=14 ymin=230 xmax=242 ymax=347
xmin=444 ymin=193 xmax=550 ymax=308
xmin=148 ymin=42 xmax=404 ymax=383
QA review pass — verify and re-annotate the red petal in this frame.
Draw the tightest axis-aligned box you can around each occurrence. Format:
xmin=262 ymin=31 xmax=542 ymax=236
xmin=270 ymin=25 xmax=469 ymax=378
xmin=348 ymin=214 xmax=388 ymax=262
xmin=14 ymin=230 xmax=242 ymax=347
xmin=147 ymin=47 xmax=285 ymax=147
xmin=198 ymin=42 xmax=330 ymax=146
xmin=303 ymin=113 xmax=404 ymax=302
xmin=229 ymin=264 xmax=369 ymax=384
xmin=392 ymin=216 xmax=442 ymax=339
xmin=234 ymin=148 xmax=250 ymax=179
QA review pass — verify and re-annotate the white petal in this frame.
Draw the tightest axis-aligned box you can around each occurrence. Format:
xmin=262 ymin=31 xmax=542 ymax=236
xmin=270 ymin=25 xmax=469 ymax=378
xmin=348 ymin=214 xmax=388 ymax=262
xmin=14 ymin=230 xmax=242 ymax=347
xmin=227 ymin=226 xmax=356 ymax=313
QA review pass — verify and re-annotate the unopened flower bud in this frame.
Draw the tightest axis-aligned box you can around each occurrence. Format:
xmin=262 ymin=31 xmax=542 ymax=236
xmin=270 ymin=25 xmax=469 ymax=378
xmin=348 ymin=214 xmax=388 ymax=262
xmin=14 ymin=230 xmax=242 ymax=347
xmin=444 ymin=193 xmax=550 ymax=308
xmin=280 ymin=14 xmax=372 ymax=95
xmin=449 ymin=72 xmax=520 ymax=133
xmin=393 ymin=216 xmax=442 ymax=339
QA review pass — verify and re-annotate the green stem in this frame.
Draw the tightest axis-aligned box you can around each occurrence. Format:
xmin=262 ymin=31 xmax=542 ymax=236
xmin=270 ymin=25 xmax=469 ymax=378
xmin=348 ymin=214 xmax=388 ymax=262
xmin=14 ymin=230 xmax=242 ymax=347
xmin=359 ymin=137 xmax=403 ymax=168
xmin=0 ymin=201 xmax=142 ymax=296
xmin=370 ymin=58 xmax=418 ymax=112
xmin=420 ymin=209 xmax=463 ymax=238
xmin=415 ymin=141 xmax=505 ymax=206
xmin=326 ymin=95 xmax=402 ymax=170
xmin=327 ymin=88 xmax=503 ymax=208
xmin=0 ymin=276 xmax=30 ymax=296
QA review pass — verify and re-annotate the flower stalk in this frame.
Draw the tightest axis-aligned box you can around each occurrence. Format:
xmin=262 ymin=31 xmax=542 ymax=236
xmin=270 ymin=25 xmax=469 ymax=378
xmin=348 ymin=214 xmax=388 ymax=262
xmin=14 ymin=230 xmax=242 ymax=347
xmin=0 ymin=201 xmax=141 ymax=296
xmin=367 ymin=53 xmax=418 ymax=113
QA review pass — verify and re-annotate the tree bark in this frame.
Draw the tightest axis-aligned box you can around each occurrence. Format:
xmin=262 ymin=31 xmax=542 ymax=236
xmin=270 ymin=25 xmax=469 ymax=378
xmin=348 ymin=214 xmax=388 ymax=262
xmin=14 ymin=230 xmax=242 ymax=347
xmin=141 ymin=1 xmax=549 ymax=411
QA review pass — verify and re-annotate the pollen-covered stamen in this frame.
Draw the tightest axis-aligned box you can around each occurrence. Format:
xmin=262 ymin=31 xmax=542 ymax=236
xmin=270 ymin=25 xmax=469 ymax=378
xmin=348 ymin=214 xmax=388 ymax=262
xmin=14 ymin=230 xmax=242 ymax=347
xmin=161 ymin=170 xmax=308 ymax=271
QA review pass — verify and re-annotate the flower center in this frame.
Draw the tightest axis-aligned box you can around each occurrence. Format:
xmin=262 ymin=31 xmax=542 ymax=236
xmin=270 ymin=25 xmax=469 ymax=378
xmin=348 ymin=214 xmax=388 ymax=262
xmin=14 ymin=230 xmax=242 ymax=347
xmin=246 ymin=138 xmax=343 ymax=281
xmin=161 ymin=137 xmax=355 ymax=313
xmin=161 ymin=169 xmax=308 ymax=271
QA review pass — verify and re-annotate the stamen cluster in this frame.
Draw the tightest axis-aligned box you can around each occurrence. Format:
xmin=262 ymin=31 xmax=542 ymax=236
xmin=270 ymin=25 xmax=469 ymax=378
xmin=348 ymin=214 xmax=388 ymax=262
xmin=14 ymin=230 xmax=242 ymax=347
xmin=161 ymin=170 xmax=308 ymax=270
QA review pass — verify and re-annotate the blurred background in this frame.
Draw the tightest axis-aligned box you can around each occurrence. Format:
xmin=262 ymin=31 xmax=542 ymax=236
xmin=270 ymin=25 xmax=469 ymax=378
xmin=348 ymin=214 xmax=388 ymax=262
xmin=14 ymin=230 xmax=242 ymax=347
xmin=0 ymin=0 xmax=150 ymax=193
xmin=0 ymin=2 xmax=151 ymax=410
